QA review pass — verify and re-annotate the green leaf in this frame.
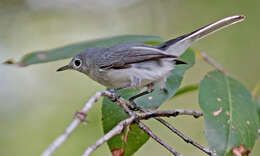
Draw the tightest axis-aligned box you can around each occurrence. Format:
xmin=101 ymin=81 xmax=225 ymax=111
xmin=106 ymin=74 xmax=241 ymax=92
xmin=102 ymin=49 xmax=195 ymax=156
xmin=199 ymin=71 xmax=259 ymax=156
xmin=172 ymin=84 xmax=199 ymax=98
xmin=4 ymin=35 xmax=163 ymax=66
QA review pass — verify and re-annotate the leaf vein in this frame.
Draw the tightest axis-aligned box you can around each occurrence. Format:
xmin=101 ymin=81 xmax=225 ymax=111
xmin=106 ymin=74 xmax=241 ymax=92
xmin=224 ymin=76 xmax=232 ymax=155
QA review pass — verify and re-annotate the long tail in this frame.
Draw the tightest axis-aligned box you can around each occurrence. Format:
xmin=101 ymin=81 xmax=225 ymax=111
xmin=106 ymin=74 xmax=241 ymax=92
xmin=157 ymin=15 xmax=245 ymax=56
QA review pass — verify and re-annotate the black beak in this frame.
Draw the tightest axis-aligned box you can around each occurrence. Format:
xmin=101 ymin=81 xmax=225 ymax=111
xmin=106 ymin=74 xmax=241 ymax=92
xmin=57 ymin=65 xmax=70 ymax=72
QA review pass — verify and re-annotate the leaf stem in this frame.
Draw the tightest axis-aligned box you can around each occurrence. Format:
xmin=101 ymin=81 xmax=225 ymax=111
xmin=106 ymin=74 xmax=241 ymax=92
xmin=173 ymin=84 xmax=199 ymax=98
xmin=252 ymin=80 xmax=260 ymax=99
xmin=196 ymin=51 xmax=231 ymax=76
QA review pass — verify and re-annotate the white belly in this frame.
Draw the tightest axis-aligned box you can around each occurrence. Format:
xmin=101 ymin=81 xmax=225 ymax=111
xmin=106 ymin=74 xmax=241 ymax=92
xmin=105 ymin=59 xmax=174 ymax=88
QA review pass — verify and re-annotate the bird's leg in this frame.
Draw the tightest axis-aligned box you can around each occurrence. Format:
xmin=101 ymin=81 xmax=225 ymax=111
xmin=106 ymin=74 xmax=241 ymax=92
xmin=113 ymin=83 xmax=133 ymax=91
xmin=129 ymin=84 xmax=154 ymax=101
xmin=108 ymin=88 xmax=121 ymax=102
xmin=109 ymin=76 xmax=142 ymax=102
xmin=108 ymin=84 xmax=133 ymax=102
xmin=160 ymin=88 xmax=169 ymax=94
xmin=157 ymin=78 xmax=169 ymax=94
xmin=128 ymin=83 xmax=154 ymax=110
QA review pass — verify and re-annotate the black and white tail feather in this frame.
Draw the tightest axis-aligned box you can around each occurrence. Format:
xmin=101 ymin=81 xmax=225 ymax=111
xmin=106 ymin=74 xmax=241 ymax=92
xmin=157 ymin=15 xmax=245 ymax=56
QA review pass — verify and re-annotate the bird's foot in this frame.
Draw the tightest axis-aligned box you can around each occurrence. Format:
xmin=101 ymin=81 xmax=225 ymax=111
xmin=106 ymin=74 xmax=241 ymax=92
xmin=128 ymin=100 xmax=142 ymax=111
xmin=108 ymin=88 xmax=121 ymax=102
xmin=108 ymin=88 xmax=116 ymax=93
xmin=160 ymin=88 xmax=169 ymax=94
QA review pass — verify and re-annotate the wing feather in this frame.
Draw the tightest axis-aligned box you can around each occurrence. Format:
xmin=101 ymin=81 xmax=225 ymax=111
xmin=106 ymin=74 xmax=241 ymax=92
xmin=99 ymin=46 xmax=177 ymax=69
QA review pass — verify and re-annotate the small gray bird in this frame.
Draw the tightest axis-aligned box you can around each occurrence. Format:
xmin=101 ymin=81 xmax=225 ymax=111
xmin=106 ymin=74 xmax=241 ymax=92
xmin=57 ymin=15 xmax=245 ymax=100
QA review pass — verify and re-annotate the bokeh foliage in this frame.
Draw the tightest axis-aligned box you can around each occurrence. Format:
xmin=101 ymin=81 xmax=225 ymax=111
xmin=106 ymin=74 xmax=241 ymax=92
xmin=1 ymin=0 xmax=260 ymax=156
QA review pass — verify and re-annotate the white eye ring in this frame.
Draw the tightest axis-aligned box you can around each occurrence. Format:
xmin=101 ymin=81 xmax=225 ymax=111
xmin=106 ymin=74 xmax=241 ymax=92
xmin=74 ymin=59 xmax=82 ymax=68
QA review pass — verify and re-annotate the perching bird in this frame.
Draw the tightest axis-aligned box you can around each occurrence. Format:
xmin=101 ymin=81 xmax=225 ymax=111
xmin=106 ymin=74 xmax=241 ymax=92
xmin=57 ymin=15 xmax=245 ymax=100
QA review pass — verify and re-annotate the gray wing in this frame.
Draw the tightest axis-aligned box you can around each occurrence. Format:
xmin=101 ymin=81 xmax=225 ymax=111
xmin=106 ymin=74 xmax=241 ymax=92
xmin=98 ymin=45 xmax=178 ymax=69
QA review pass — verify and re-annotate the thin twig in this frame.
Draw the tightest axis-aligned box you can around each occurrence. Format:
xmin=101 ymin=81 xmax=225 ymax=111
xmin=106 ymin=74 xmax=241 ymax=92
xmin=197 ymin=51 xmax=231 ymax=76
xmin=137 ymin=121 xmax=182 ymax=156
xmin=81 ymin=95 xmax=182 ymax=156
xmin=104 ymin=92 xmax=212 ymax=156
xmin=81 ymin=108 xmax=192 ymax=156
xmin=81 ymin=113 xmax=182 ymax=156
xmin=116 ymin=100 xmax=181 ymax=156
xmin=82 ymin=116 xmax=136 ymax=156
xmin=136 ymin=106 xmax=216 ymax=156
xmin=154 ymin=117 xmax=217 ymax=156
xmin=136 ymin=109 xmax=203 ymax=119
xmin=41 ymin=90 xmax=210 ymax=156
xmin=41 ymin=91 xmax=106 ymax=156
xmin=42 ymin=90 xmax=182 ymax=156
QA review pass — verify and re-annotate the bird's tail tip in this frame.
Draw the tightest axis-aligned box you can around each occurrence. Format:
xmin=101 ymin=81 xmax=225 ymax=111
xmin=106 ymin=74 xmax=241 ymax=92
xmin=232 ymin=14 xmax=246 ymax=21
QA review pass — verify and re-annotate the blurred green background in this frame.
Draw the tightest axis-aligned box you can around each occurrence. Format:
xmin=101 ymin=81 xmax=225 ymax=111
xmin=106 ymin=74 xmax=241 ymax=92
xmin=1 ymin=0 xmax=259 ymax=155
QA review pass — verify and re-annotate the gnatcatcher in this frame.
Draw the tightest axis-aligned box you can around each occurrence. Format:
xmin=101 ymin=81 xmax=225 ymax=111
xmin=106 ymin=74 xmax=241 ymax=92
xmin=57 ymin=15 xmax=245 ymax=101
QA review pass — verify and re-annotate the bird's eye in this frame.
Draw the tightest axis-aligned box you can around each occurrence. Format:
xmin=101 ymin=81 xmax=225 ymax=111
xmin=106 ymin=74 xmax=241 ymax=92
xmin=74 ymin=59 xmax=82 ymax=68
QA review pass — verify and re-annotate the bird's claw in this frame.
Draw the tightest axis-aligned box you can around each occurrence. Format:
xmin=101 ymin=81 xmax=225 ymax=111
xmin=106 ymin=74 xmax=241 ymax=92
xmin=108 ymin=88 xmax=120 ymax=102
xmin=109 ymin=88 xmax=116 ymax=93
xmin=128 ymin=100 xmax=140 ymax=111
xmin=160 ymin=88 xmax=169 ymax=94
